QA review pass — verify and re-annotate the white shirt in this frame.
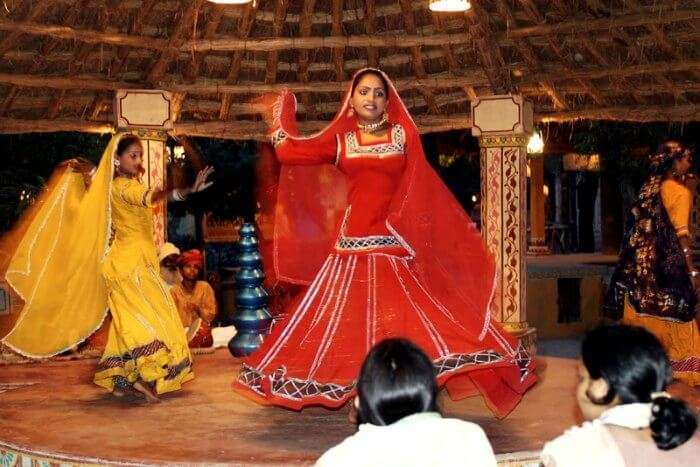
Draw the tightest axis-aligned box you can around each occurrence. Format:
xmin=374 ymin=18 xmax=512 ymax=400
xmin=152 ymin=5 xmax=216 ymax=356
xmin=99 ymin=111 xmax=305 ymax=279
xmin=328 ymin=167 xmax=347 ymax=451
xmin=540 ymin=418 xmax=626 ymax=467
xmin=541 ymin=403 xmax=700 ymax=467
xmin=315 ymin=412 xmax=497 ymax=467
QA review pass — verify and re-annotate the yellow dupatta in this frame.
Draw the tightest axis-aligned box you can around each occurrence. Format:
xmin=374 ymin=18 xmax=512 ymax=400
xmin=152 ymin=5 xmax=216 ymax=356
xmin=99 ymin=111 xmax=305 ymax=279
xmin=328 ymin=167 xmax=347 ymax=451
xmin=2 ymin=135 xmax=119 ymax=358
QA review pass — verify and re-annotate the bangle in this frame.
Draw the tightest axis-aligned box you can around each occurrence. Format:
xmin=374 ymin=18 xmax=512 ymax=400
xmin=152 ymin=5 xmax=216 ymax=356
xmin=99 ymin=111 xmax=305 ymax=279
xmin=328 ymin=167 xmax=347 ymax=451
xmin=169 ymin=189 xmax=186 ymax=202
xmin=690 ymin=270 xmax=699 ymax=278
xmin=683 ymin=247 xmax=690 ymax=254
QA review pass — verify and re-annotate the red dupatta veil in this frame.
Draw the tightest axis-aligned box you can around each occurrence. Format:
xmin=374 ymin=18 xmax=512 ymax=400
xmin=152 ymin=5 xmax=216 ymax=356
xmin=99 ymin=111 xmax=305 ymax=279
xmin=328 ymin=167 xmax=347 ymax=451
xmin=259 ymin=68 xmax=497 ymax=340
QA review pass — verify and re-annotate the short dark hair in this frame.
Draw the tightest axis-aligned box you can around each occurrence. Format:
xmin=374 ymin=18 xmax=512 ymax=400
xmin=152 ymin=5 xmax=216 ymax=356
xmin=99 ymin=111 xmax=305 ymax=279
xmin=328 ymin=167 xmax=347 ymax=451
xmin=351 ymin=69 xmax=389 ymax=96
xmin=582 ymin=325 xmax=697 ymax=450
xmin=116 ymin=134 xmax=143 ymax=156
xmin=357 ymin=338 xmax=437 ymax=426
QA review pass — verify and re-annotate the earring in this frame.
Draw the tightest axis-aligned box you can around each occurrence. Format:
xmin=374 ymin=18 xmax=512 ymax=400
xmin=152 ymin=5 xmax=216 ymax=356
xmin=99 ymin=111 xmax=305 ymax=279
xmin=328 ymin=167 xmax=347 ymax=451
xmin=114 ymin=160 xmax=120 ymax=167
xmin=347 ymin=107 xmax=355 ymax=118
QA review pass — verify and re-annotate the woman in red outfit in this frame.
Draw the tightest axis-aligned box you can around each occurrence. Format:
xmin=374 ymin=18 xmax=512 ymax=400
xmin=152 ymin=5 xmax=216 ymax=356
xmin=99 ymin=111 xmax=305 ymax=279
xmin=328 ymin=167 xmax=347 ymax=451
xmin=234 ymin=69 xmax=535 ymax=417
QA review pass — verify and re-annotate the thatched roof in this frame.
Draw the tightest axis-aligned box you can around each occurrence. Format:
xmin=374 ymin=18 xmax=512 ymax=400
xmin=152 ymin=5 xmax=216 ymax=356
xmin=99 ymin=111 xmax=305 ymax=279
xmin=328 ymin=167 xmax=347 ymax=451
xmin=0 ymin=0 xmax=698 ymax=140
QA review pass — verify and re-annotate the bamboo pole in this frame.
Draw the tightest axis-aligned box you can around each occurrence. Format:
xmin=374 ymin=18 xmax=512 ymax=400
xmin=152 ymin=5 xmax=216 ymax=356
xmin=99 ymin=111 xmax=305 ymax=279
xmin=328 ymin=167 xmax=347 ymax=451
xmin=10 ymin=82 xmax=699 ymax=116
xmin=507 ymin=8 xmax=699 ymax=38
xmin=5 ymin=30 xmax=698 ymax=69
xmin=2 ymin=9 xmax=695 ymax=53
xmin=0 ymin=114 xmax=472 ymax=139
xmin=2 ymin=58 xmax=696 ymax=96
xmin=539 ymin=104 xmax=699 ymax=123
xmin=0 ymin=18 xmax=168 ymax=50
xmin=0 ymin=118 xmax=115 ymax=134
xmin=2 ymin=105 xmax=697 ymax=140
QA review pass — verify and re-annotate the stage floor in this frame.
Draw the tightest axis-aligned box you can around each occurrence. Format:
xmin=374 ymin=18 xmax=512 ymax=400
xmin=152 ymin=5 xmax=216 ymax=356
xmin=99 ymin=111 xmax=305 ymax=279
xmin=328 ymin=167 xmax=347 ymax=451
xmin=0 ymin=350 xmax=697 ymax=466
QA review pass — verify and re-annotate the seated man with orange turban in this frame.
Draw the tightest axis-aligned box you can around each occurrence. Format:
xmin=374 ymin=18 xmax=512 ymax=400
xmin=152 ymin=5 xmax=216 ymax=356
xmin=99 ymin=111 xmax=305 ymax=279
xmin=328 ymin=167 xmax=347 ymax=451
xmin=170 ymin=249 xmax=217 ymax=348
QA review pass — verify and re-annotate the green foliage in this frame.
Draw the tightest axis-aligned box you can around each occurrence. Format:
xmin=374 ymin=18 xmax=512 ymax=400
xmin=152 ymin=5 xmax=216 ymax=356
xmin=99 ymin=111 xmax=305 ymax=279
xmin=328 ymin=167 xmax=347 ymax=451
xmin=438 ymin=153 xmax=458 ymax=168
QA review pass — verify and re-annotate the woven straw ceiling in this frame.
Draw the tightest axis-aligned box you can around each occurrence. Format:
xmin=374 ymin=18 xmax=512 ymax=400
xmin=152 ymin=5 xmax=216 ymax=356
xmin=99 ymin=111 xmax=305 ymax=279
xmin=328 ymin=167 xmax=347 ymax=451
xmin=0 ymin=0 xmax=698 ymax=140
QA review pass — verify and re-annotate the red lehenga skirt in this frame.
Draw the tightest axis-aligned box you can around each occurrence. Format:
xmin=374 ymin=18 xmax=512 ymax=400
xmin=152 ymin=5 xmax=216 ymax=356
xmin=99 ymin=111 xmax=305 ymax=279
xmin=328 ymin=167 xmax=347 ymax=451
xmin=234 ymin=249 xmax=535 ymax=417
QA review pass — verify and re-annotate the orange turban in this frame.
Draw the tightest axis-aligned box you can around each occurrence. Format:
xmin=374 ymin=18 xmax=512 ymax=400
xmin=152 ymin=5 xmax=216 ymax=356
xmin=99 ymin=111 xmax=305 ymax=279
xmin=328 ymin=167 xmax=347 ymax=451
xmin=178 ymin=249 xmax=204 ymax=268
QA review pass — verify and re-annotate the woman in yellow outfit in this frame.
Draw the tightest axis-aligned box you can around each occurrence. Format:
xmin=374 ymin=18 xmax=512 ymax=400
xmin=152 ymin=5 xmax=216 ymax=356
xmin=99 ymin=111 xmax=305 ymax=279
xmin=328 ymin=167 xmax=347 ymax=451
xmin=606 ymin=141 xmax=699 ymax=386
xmin=2 ymin=134 xmax=213 ymax=401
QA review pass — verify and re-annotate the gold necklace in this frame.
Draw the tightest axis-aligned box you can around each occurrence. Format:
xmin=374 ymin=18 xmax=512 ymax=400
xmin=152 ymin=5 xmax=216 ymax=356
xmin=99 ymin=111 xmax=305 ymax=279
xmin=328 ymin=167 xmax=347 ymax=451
xmin=357 ymin=113 xmax=389 ymax=134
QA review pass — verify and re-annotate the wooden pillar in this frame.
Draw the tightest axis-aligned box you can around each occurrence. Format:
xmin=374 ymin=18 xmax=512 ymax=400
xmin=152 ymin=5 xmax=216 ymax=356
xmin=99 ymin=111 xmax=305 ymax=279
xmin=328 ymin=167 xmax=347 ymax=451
xmin=114 ymin=90 xmax=173 ymax=249
xmin=135 ymin=129 xmax=168 ymax=249
xmin=472 ymin=95 xmax=536 ymax=350
xmin=528 ymin=155 xmax=549 ymax=255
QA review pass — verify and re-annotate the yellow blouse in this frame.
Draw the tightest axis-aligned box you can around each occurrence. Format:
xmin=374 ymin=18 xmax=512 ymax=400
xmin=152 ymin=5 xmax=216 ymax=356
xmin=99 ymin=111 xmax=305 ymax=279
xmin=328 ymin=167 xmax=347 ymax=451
xmin=171 ymin=281 xmax=218 ymax=327
xmin=104 ymin=177 xmax=158 ymax=278
xmin=111 ymin=177 xmax=154 ymax=245
xmin=660 ymin=179 xmax=691 ymax=237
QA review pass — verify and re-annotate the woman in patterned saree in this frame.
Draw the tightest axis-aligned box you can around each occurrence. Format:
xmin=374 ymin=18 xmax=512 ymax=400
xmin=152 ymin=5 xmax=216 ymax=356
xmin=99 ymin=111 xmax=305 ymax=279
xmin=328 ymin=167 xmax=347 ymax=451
xmin=606 ymin=141 xmax=699 ymax=386
xmin=234 ymin=69 xmax=535 ymax=417
xmin=2 ymin=134 xmax=212 ymax=401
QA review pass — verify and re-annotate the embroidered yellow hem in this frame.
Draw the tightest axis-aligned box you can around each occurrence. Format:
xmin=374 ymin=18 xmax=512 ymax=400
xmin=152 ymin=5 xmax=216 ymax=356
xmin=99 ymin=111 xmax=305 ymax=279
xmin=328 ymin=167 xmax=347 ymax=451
xmin=94 ymin=346 xmax=194 ymax=395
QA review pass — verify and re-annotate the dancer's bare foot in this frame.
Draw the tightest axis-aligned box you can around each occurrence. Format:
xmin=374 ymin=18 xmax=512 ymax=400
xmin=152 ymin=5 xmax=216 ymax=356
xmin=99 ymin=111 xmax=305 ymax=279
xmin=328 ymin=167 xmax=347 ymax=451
xmin=133 ymin=381 xmax=160 ymax=403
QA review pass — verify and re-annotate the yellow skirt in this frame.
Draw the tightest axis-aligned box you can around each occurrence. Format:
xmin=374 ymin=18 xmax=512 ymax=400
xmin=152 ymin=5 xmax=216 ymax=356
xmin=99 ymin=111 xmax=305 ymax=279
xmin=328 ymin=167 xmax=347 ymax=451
xmin=94 ymin=259 xmax=193 ymax=394
xmin=623 ymin=299 xmax=700 ymax=386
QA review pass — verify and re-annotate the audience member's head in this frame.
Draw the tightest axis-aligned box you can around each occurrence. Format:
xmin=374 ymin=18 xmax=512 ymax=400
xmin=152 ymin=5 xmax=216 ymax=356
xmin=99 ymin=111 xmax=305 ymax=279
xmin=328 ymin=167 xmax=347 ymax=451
xmin=159 ymin=242 xmax=180 ymax=267
xmin=579 ymin=325 xmax=697 ymax=450
xmin=178 ymin=249 xmax=204 ymax=282
xmin=316 ymin=338 xmax=497 ymax=466
xmin=356 ymin=338 xmax=438 ymax=426
xmin=158 ymin=242 xmax=182 ymax=287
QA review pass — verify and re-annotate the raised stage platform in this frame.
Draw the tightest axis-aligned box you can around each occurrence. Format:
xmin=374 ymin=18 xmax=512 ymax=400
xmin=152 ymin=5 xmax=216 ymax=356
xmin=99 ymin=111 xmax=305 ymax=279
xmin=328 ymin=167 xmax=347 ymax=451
xmin=526 ymin=253 xmax=617 ymax=279
xmin=2 ymin=349 xmax=697 ymax=466
xmin=526 ymin=253 xmax=618 ymax=339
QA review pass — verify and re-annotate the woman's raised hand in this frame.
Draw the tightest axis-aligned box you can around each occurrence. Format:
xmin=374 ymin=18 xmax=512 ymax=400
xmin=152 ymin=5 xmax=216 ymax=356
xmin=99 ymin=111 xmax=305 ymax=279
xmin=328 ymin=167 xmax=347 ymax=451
xmin=191 ymin=166 xmax=214 ymax=193
xmin=61 ymin=157 xmax=95 ymax=174
xmin=254 ymin=92 xmax=285 ymax=129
